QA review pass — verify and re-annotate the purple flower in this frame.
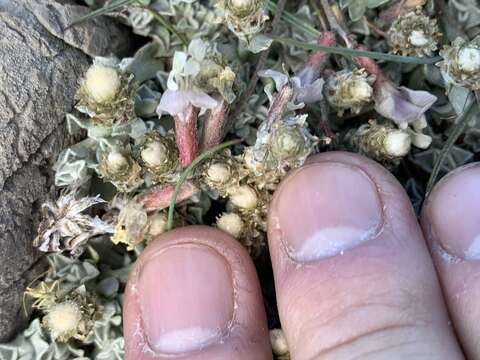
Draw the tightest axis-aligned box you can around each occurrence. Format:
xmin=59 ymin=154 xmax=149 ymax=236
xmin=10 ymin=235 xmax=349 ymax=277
xmin=156 ymin=89 xmax=218 ymax=117
xmin=373 ymin=80 xmax=437 ymax=126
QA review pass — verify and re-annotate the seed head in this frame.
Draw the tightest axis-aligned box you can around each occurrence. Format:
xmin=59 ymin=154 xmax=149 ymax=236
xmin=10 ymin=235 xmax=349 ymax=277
xmin=43 ymin=301 xmax=83 ymax=342
xmin=325 ymin=69 xmax=375 ymax=116
xmin=438 ymin=36 xmax=480 ymax=90
xmin=351 ymin=120 xmax=412 ymax=164
xmin=387 ymin=10 xmax=441 ymax=57
xmin=270 ymin=125 xmax=306 ymax=161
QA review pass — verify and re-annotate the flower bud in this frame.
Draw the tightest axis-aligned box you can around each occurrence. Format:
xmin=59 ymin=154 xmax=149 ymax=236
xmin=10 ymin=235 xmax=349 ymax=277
xmin=98 ymin=150 xmax=144 ymax=193
xmin=325 ymin=70 xmax=375 ymax=116
xmin=270 ymin=125 xmax=306 ymax=161
xmin=438 ymin=36 xmax=480 ymax=90
xmin=207 ymin=162 xmax=232 ymax=184
xmin=387 ymin=10 xmax=441 ymax=57
xmin=229 ymin=185 xmax=258 ymax=209
xmin=107 ymin=151 xmax=129 ymax=173
xmin=217 ymin=212 xmax=244 ymax=238
xmin=76 ymin=60 xmax=136 ymax=127
xmin=84 ymin=65 xmax=121 ymax=103
xmin=140 ymin=132 xmax=178 ymax=178
xmin=458 ymin=47 xmax=480 ymax=73
xmin=352 ymin=121 xmax=412 ymax=163
xmin=270 ymin=328 xmax=289 ymax=356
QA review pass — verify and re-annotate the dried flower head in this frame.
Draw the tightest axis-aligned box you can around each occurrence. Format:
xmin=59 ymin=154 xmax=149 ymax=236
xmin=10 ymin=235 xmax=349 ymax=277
xmin=147 ymin=212 xmax=168 ymax=239
xmin=25 ymin=280 xmax=61 ymax=311
xmin=139 ymin=131 xmax=179 ymax=182
xmin=242 ymin=115 xmax=318 ymax=190
xmin=387 ymin=10 xmax=441 ymax=57
xmin=76 ymin=61 xmax=136 ymax=126
xmin=352 ymin=120 xmax=412 ymax=163
xmin=98 ymin=149 xmax=144 ymax=192
xmin=34 ymin=192 xmax=113 ymax=256
xmin=200 ymin=151 xmax=240 ymax=196
xmin=219 ymin=0 xmax=268 ymax=41
xmin=438 ymin=36 xmax=480 ymax=90
xmin=216 ymin=212 xmax=244 ymax=238
xmin=325 ymin=69 xmax=375 ymax=115
xmin=111 ymin=200 xmax=149 ymax=250
xmin=42 ymin=286 xmax=100 ymax=342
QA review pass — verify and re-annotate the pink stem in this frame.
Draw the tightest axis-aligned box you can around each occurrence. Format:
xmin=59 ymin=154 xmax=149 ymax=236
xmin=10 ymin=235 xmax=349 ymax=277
xmin=136 ymin=180 xmax=199 ymax=211
xmin=306 ymin=31 xmax=337 ymax=69
xmin=266 ymin=85 xmax=294 ymax=127
xmin=353 ymin=47 xmax=386 ymax=83
xmin=200 ymin=98 xmax=229 ymax=150
xmin=174 ymin=104 xmax=199 ymax=166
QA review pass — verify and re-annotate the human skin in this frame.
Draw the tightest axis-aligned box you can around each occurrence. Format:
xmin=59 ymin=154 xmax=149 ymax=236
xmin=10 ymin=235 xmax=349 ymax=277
xmin=124 ymin=151 xmax=480 ymax=359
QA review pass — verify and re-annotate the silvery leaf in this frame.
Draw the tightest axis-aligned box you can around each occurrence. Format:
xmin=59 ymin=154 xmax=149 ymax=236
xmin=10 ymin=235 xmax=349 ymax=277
xmin=47 ymin=254 xmax=100 ymax=286
xmin=247 ymin=34 xmax=273 ymax=54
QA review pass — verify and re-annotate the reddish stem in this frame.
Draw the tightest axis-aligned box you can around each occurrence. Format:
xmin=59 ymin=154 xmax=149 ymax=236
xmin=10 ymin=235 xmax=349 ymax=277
xmin=136 ymin=180 xmax=199 ymax=211
xmin=353 ymin=49 xmax=386 ymax=82
xmin=201 ymin=98 xmax=229 ymax=150
xmin=174 ymin=104 xmax=199 ymax=166
xmin=306 ymin=31 xmax=337 ymax=70
xmin=266 ymin=85 xmax=294 ymax=127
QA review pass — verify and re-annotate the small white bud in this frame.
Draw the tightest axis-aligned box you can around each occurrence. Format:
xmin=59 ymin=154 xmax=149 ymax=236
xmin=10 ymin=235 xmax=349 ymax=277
xmin=270 ymin=329 xmax=289 ymax=356
xmin=148 ymin=213 xmax=168 ymax=237
xmin=231 ymin=0 xmax=253 ymax=8
xmin=141 ymin=141 xmax=167 ymax=167
xmin=350 ymin=80 xmax=373 ymax=102
xmin=84 ymin=65 xmax=121 ymax=103
xmin=217 ymin=213 xmax=244 ymax=238
xmin=408 ymin=30 xmax=429 ymax=47
xmin=384 ymin=130 xmax=412 ymax=157
xmin=458 ymin=47 xmax=480 ymax=73
xmin=107 ymin=152 xmax=128 ymax=172
xmin=43 ymin=301 xmax=82 ymax=341
xmin=207 ymin=162 xmax=232 ymax=183
xmin=229 ymin=185 xmax=258 ymax=209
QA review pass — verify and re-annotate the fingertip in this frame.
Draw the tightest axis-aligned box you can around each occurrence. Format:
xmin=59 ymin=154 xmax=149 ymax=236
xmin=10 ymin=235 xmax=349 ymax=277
xmin=421 ymin=163 xmax=480 ymax=358
xmin=124 ymin=226 xmax=271 ymax=360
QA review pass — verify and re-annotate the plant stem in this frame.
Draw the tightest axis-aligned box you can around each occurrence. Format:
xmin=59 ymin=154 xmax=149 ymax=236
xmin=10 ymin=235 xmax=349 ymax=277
xmin=274 ymin=37 xmax=442 ymax=65
xmin=167 ymin=139 xmax=242 ymax=230
xmin=229 ymin=0 xmax=288 ymax=129
xmin=426 ymin=93 xmax=477 ymax=195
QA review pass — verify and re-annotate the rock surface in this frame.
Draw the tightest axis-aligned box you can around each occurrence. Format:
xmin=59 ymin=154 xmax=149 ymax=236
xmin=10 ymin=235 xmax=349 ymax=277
xmin=0 ymin=0 xmax=130 ymax=341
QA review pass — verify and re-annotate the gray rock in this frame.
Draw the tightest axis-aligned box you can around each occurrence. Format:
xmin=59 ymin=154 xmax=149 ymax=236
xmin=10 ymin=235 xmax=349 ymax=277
xmin=0 ymin=0 xmax=131 ymax=341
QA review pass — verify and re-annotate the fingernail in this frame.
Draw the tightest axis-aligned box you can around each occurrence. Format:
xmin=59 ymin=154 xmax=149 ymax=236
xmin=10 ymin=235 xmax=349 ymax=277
xmin=273 ymin=162 xmax=383 ymax=262
xmin=137 ymin=244 xmax=234 ymax=354
xmin=426 ymin=164 xmax=480 ymax=260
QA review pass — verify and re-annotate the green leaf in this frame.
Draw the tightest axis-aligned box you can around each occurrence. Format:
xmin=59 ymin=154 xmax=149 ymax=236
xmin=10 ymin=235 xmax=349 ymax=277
xmin=348 ymin=1 xmax=366 ymax=22
xmin=273 ymin=37 xmax=443 ymax=64
xmin=365 ymin=0 xmax=390 ymax=9
xmin=426 ymin=94 xmax=478 ymax=194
